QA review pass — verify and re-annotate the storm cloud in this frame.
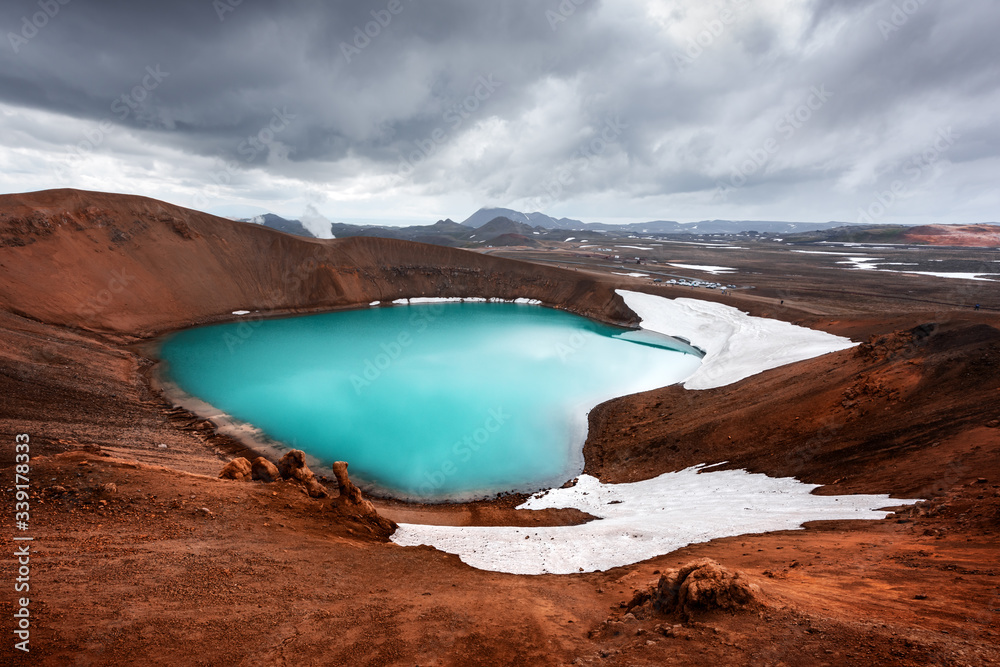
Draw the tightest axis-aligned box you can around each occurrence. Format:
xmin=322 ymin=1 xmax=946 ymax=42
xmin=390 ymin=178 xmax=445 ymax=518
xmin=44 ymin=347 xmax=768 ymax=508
xmin=0 ymin=0 xmax=997 ymax=224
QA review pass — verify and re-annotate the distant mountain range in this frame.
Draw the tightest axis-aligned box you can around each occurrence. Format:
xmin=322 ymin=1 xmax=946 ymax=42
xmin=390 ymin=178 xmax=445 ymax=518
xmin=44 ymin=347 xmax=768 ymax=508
xmin=246 ymin=213 xmax=315 ymax=237
xmin=243 ymin=209 xmax=584 ymax=247
xmin=241 ymin=206 xmax=997 ymax=246
xmin=326 ymin=216 xmax=570 ymax=247
xmin=459 ymin=207 xmax=586 ymax=230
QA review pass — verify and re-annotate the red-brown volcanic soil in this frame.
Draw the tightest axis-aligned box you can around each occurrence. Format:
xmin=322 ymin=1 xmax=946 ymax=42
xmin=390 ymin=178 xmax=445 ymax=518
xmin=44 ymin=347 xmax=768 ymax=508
xmin=1 ymin=189 xmax=999 ymax=665
xmin=906 ymin=224 xmax=1000 ymax=247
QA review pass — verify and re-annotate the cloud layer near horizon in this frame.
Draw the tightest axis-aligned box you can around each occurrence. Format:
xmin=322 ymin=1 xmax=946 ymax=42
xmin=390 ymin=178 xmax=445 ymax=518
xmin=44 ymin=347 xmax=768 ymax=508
xmin=0 ymin=0 xmax=997 ymax=225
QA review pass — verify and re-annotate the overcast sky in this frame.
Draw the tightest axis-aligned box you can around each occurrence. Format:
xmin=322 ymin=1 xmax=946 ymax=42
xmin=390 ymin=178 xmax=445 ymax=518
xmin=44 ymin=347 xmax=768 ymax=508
xmin=1 ymin=0 xmax=997 ymax=230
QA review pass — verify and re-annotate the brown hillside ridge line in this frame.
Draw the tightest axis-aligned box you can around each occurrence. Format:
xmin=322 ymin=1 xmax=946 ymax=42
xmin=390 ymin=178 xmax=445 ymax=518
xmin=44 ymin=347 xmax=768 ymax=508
xmin=905 ymin=224 xmax=1000 ymax=247
xmin=0 ymin=188 xmax=636 ymax=335
xmin=0 ymin=188 xmax=998 ymax=665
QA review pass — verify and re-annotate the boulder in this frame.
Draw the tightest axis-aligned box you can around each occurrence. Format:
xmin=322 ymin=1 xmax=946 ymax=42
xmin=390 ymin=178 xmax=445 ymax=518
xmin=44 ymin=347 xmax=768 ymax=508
xmin=275 ymin=450 xmax=328 ymax=496
xmin=277 ymin=449 xmax=315 ymax=483
xmin=219 ymin=456 xmax=252 ymax=481
xmin=627 ymin=559 xmax=760 ymax=618
xmin=251 ymin=457 xmax=280 ymax=483
xmin=655 ymin=559 xmax=759 ymax=615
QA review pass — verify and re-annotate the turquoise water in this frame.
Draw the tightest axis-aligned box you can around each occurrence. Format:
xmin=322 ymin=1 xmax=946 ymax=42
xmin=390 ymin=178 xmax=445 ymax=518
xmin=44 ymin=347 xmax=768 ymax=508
xmin=159 ymin=303 xmax=703 ymax=501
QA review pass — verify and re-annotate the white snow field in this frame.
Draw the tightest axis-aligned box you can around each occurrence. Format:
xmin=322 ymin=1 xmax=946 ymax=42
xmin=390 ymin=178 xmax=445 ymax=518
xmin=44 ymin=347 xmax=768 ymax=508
xmin=667 ymin=263 xmax=737 ymax=274
xmin=392 ymin=467 xmax=919 ymax=575
xmin=617 ymin=289 xmax=856 ymax=390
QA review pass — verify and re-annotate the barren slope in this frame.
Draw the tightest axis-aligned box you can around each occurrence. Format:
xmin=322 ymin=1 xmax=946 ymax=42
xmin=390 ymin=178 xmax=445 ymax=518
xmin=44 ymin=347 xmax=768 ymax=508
xmin=0 ymin=189 xmax=634 ymax=335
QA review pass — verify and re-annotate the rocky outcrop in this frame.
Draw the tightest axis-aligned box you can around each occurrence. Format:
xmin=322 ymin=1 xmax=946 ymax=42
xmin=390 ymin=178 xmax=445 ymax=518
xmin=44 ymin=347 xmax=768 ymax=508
xmin=277 ymin=450 xmax=328 ymax=498
xmin=251 ymin=456 xmax=280 ymax=483
xmin=330 ymin=461 xmax=396 ymax=538
xmin=219 ymin=457 xmax=253 ymax=481
xmin=855 ymin=324 xmax=936 ymax=362
xmin=626 ymin=559 xmax=761 ymax=618
xmin=332 ymin=460 xmax=368 ymax=507
xmin=277 ymin=450 xmax=314 ymax=482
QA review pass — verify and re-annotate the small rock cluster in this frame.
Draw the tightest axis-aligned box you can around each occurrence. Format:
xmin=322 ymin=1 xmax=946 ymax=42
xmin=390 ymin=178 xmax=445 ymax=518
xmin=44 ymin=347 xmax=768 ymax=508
xmin=625 ymin=559 xmax=761 ymax=619
xmin=219 ymin=453 xmax=396 ymax=537
xmin=219 ymin=450 xmax=327 ymax=498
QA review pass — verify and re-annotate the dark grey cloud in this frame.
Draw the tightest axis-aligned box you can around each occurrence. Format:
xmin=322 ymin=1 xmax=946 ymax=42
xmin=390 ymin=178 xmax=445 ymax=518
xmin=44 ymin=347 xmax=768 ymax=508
xmin=0 ymin=0 xmax=997 ymax=224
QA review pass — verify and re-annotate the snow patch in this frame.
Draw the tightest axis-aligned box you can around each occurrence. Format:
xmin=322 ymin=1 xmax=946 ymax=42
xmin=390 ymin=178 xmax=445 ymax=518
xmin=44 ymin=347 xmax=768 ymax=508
xmin=407 ymin=297 xmax=463 ymax=304
xmin=886 ymin=271 xmax=1000 ymax=281
xmin=231 ymin=310 xmax=251 ymax=316
xmin=790 ymin=250 xmax=855 ymax=256
xmin=837 ymin=257 xmax=884 ymax=270
xmin=658 ymin=240 xmax=745 ymax=248
xmin=392 ymin=467 xmax=918 ymax=575
xmin=834 ymin=257 xmax=1000 ymax=281
xmin=617 ymin=290 xmax=856 ymax=390
xmin=389 ymin=297 xmax=542 ymax=306
xmin=668 ymin=263 xmax=736 ymax=275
